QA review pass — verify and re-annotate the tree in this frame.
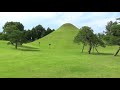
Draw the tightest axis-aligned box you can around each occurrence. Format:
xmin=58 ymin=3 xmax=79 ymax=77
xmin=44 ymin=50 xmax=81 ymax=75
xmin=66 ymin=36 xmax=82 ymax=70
xmin=74 ymin=29 xmax=87 ymax=53
xmin=31 ymin=25 xmax=46 ymax=40
xmin=105 ymin=21 xmax=117 ymax=35
xmin=104 ymin=19 xmax=120 ymax=56
xmin=3 ymin=21 xmax=24 ymax=34
xmin=8 ymin=30 xmax=23 ymax=49
xmin=92 ymin=34 xmax=106 ymax=53
xmin=2 ymin=21 xmax=24 ymax=42
xmin=0 ymin=32 xmax=3 ymax=40
xmin=110 ymin=24 xmax=120 ymax=56
xmin=97 ymin=33 xmax=105 ymax=40
xmin=74 ymin=26 xmax=105 ymax=54
xmin=0 ymin=33 xmax=8 ymax=40
xmin=24 ymin=30 xmax=32 ymax=42
xmin=19 ymin=30 xmax=27 ymax=45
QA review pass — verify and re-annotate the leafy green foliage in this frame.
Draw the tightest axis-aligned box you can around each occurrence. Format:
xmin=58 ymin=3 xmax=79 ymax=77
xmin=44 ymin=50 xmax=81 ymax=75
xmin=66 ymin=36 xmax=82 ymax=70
xmin=24 ymin=30 xmax=32 ymax=42
xmin=0 ymin=33 xmax=8 ymax=40
xmin=105 ymin=21 xmax=117 ymax=35
xmin=3 ymin=21 xmax=24 ymax=34
xmin=7 ymin=30 xmax=25 ymax=49
xmin=24 ymin=25 xmax=54 ymax=42
xmin=45 ymin=27 xmax=55 ymax=36
xmin=2 ymin=22 xmax=55 ymax=43
xmin=110 ymin=24 xmax=120 ymax=36
xmin=104 ymin=19 xmax=120 ymax=56
xmin=104 ymin=24 xmax=120 ymax=46
xmin=32 ymin=25 xmax=46 ymax=39
xmin=74 ymin=26 xmax=105 ymax=54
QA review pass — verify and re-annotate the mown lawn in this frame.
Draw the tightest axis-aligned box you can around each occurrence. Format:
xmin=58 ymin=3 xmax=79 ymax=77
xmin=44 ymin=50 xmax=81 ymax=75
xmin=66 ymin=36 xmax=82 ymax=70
xmin=0 ymin=40 xmax=120 ymax=78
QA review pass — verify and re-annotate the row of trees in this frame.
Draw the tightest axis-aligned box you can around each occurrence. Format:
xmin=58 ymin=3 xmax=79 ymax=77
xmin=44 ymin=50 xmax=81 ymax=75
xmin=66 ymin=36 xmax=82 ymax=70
xmin=74 ymin=18 xmax=120 ymax=56
xmin=0 ymin=18 xmax=120 ymax=56
xmin=0 ymin=22 xmax=55 ymax=49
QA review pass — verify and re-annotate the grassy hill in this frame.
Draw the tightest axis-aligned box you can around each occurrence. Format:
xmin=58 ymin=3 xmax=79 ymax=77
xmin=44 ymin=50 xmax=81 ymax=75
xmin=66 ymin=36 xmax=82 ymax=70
xmin=29 ymin=23 xmax=80 ymax=49
xmin=0 ymin=23 xmax=120 ymax=78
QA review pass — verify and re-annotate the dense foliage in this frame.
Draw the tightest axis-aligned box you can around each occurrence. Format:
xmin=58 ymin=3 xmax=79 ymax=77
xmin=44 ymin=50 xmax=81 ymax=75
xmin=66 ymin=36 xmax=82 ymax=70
xmin=104 ymin=19 xmax=120 ymax=56
xmin=0 ymin=22 xmax=55 ymax=49
xmin=74 ymin=26 xmax=105 ymax=54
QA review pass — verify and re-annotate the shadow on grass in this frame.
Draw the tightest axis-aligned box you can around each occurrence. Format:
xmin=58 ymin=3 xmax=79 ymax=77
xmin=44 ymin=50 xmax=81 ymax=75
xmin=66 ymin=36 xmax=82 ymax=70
xmin=91 ymin=52 xmax=114 ymax=56
xmin=18 ymin=45 xmax=40 ymax=51
xmin=18 ymin=48 xmax=40 ymax=51
xmin=81 ymin=51 xmax=120 ymax=56
xmin=20 ymin=45 xmax=39 ymax=49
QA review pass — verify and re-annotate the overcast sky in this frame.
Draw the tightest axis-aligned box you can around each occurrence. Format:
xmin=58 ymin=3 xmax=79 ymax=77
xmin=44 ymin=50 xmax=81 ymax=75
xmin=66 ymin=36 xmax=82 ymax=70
xmin=0 ymin=12 xmax=119 ymax=33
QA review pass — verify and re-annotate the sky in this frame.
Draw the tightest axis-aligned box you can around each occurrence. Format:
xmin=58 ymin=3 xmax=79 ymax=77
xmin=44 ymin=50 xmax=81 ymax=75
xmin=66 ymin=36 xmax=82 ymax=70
xmin=0 ymin=12 xmax=120 ymax=33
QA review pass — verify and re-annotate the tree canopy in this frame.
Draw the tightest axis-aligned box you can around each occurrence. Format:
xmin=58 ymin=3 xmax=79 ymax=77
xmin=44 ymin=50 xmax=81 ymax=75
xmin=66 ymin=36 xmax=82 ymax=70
xmin=3 ymin=21 xmax=24 ymax=34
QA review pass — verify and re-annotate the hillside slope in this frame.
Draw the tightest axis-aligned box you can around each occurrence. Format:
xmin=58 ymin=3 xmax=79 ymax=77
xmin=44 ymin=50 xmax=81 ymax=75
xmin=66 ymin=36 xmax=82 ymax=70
xmin=29 ymin=23 xmax=80 ymax=49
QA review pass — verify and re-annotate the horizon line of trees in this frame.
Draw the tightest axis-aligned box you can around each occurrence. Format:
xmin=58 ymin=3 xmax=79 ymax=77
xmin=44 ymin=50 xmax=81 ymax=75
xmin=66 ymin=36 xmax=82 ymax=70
xmin=0 ymin=21 xmax=55 ymax=49
xmin=0 ymin=18 xmax=120 ymax=56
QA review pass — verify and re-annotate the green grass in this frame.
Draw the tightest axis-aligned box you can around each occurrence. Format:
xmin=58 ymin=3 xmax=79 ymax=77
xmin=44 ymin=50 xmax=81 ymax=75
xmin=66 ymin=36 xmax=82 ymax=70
xmin=0 ymin=23 xmax=120 ymax=78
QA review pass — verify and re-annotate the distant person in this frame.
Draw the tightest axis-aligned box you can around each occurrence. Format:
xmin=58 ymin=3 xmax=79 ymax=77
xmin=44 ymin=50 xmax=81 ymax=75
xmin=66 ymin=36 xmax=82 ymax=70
xmin=39 ymin=42 xmax=40 ymax=46
xmin=49 ymin=44 xmax=51 ymax=48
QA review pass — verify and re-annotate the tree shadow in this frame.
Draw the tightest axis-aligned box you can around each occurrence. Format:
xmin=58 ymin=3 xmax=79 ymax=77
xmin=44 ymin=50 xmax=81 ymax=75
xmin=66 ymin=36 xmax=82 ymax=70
xmin=20 ymin=45 xmax=39 ymax=49
xmin=18 ymin=45 xmax=40 ymax=51
xmin=18 ymin=48 xmax=40 ymax=51
xmin=91 ymin=52 xmax=114 ymax=56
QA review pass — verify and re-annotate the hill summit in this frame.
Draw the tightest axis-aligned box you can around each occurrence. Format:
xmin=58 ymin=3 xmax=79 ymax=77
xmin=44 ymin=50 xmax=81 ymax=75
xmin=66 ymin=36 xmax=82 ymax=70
xmin=57 ymin=23 xmax=79 ymax=31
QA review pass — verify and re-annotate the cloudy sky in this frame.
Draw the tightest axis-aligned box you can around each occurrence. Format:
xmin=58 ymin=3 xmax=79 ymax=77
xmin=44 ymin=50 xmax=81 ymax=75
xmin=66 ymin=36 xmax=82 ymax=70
xmin=0 ymin=12 xmax=119 ymax=33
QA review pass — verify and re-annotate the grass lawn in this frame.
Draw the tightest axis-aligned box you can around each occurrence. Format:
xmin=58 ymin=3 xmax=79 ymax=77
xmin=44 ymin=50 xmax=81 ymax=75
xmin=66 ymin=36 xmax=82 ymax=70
xmin=0 ymin=40 xmax=120 ymax=78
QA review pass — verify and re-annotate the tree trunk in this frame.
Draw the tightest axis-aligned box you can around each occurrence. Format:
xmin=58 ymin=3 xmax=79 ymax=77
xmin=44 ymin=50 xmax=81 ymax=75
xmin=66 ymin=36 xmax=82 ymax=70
xmin=95 ymin=47 xmax=99 ymax=53
xmin=81 ymin=43 xmax=85 ymax=53
xmin=88 ymin=45 xmax=92 ymax=54
xmin=114 ymin=47 xmax=120 ymax=56
xmin=15 ymin=42 xmax=18 ymax=49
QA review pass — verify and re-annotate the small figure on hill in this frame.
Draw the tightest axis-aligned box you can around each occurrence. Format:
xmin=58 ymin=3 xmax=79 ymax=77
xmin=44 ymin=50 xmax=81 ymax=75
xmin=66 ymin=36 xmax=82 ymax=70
xmin=39 ymin=42 xmax=40 ymax=46
xmin=49 ymin=44 xmax=51 ymax=48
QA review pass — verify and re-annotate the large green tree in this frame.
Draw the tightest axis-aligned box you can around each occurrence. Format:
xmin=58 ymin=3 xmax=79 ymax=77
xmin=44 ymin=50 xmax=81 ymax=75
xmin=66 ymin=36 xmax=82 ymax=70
xmin=8 ymin=30 xmax=24 ymax=49
xmin=3 ymin=21 xmax=24 ymax=34
xmin=104 ymin=19 xmax=120 ymax=56
xmin=2 ymin=22 xmax=27 ymax=49
xmin=110 ymin=24 xmax=120 ymax=56
xmin=74 ymin=26 xmax=105 ymax=54
xmin=2 ymin=21 xmax=24 ymax=42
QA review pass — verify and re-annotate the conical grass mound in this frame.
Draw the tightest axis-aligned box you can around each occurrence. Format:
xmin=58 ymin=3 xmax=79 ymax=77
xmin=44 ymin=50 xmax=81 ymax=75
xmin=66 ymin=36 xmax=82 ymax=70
xmin=29 ymin=23 xmax=80 ymax=49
